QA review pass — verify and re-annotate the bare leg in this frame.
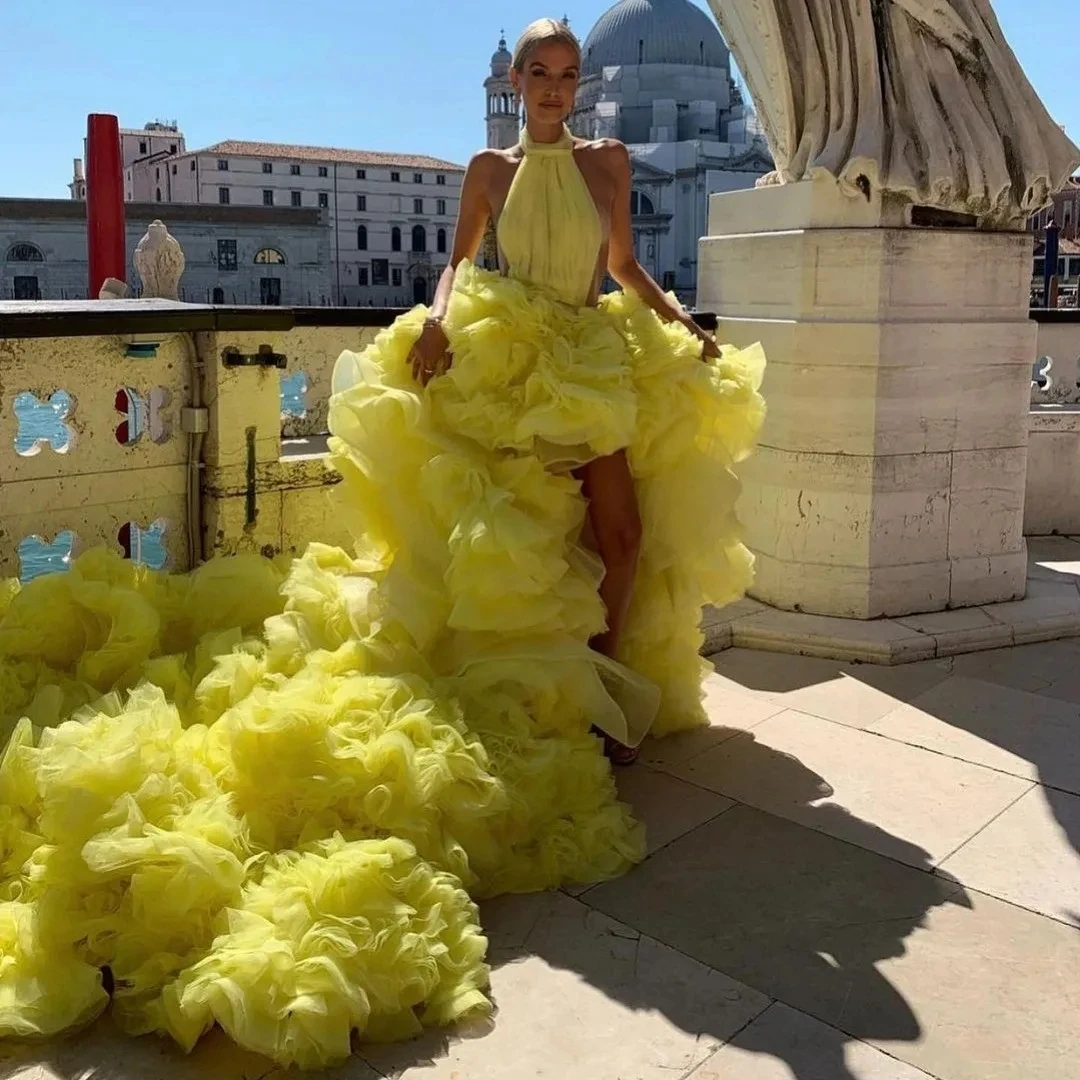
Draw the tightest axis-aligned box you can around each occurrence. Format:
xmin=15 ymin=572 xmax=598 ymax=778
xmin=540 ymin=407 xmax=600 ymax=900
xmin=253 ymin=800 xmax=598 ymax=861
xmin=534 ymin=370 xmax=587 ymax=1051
xmin=577 ymin=451 xmax=642 ymax=764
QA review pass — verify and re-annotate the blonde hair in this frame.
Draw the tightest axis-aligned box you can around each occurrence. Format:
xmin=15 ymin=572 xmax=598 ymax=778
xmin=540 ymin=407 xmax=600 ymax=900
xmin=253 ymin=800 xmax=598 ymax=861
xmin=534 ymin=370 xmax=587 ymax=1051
xmin=512 ymin=18 xmax=582 ymax=71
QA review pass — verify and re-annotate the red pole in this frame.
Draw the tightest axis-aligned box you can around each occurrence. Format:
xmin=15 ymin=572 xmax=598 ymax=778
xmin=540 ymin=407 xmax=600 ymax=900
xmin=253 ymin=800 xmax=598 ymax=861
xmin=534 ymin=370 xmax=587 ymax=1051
xmin=86 ymin=113 xmax=126 ymax=298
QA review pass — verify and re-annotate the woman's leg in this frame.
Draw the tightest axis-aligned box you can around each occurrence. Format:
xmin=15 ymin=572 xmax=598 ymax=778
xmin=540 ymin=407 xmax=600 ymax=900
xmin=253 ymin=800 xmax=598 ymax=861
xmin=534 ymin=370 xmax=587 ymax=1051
xmin=578 ymin=450 xmax=643 ymax=764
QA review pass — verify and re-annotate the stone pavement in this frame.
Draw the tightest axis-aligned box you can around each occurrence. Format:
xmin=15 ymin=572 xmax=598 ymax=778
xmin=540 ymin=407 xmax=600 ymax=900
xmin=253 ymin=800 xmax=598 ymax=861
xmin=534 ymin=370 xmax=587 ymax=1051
xmin=5 ymin=638 xmax=1080 ymax=1080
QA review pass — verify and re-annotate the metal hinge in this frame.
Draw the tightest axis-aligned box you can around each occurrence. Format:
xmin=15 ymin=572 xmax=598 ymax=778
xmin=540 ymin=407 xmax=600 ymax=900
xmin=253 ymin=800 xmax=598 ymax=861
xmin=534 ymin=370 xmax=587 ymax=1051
xmin=180 ymin=406 xmax=209 ymax=433
xmin=221 ymin=344 xmax=287 ymax=369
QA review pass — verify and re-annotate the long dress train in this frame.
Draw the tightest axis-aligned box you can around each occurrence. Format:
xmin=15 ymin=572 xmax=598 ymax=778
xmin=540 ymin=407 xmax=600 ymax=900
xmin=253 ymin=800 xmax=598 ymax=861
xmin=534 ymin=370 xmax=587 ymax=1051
xmin=0 ymin=127 xmax=765 ymax=1068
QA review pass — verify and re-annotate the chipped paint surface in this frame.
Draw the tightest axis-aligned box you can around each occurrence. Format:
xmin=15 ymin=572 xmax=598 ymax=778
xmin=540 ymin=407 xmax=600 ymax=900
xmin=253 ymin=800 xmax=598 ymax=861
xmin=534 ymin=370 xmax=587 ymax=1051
xmin=0 ymin=325 xmax=364 ymax=579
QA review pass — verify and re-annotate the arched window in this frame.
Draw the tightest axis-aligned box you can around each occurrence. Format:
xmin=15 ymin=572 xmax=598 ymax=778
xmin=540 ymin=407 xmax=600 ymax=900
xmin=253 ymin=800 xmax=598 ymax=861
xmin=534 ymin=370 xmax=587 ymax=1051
xmin=411 ymin=225 xmax=427 ymax=253
xmin=155 ymin=188 xmax=162 ymax=202
xmin=357 ymin=225 xmax=368 ymax=251
xmin=391 ymin=226 xmax=402 ymax=252
xmin=437 ymin=228 xmax=447 ymax=254
xmin=254 ymin=247 xmax=286 ymax=264
xmin=6 ymin=242 xmax=44 ymax=262
xmin=629 ymin=190 xmax=656 ymax=216
xmin=212 ymin=286 xmax=225 ymax=304
xmin=502 ymin=93 xmax=509 ymax=112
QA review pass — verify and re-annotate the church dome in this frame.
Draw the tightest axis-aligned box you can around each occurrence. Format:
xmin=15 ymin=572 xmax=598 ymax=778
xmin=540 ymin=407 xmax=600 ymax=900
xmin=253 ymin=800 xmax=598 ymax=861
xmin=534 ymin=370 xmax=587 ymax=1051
xmin=582 ymin=0 xmax=727 ymax=75
xmin=490 ymin=34 xmax=512 ymax=76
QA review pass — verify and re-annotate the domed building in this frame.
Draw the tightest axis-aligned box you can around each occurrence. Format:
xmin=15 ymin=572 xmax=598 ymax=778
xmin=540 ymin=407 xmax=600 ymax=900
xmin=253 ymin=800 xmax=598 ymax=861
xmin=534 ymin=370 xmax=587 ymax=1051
xmin=481 ymin=0 xmax=771 ymax=302
xmin=575 ymin=0 xmax=771 ymax=301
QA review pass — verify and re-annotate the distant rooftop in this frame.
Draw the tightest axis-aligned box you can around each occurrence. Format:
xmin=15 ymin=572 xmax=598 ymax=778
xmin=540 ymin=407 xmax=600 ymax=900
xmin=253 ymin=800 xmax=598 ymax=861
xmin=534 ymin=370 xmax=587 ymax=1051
xmin=199 ymin=140 xmax=465 ymax=172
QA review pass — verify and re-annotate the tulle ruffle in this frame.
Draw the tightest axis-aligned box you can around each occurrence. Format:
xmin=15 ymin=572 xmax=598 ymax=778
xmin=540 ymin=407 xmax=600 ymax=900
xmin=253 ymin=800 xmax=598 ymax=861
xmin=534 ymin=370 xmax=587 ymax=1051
xmin=0 ymin=260 xmax=763 ymax=1066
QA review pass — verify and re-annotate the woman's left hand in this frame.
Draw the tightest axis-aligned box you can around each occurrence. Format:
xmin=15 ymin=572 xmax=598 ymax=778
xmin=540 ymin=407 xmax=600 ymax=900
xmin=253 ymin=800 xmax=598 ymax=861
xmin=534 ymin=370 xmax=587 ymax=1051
xmin=679 ymin=313 xmax=721 ymax=360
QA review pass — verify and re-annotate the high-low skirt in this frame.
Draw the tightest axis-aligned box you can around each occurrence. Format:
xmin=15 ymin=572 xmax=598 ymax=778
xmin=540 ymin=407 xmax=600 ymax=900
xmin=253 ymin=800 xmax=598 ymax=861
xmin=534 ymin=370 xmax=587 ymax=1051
xmin=0 ymin=261 xmax=765 ymax=1068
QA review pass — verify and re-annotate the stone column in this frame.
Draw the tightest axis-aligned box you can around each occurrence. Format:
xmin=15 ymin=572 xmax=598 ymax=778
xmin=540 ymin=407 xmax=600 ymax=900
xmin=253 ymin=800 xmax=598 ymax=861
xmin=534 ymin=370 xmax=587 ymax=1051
xmin=698 ymin=177 xmax=1035 ymax=619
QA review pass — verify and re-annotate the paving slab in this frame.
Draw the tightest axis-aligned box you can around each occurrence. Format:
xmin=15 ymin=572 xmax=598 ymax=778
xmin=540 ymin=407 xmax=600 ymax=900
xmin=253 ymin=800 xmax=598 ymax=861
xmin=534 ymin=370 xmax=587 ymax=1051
xmin=361 ymin=891 xmax=770 ymax=1080
xmin=869 ymin=675 xmax=1080 ymax=794
xmin=669 ymin=710 xmax=1031 ymax=867
xmin=689 ymin=1002 xmax=937 ymax=1080
xmin=585 ymin=805 xmax=1080 ymax=1080
xmin=941 ymin=784 xmax=1080 ymax=925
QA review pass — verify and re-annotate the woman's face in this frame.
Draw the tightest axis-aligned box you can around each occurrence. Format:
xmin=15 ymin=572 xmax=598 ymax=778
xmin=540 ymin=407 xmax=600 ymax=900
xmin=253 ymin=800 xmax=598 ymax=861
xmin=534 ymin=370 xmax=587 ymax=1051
xmin=512 ymin=40 xmax=580 ymax=125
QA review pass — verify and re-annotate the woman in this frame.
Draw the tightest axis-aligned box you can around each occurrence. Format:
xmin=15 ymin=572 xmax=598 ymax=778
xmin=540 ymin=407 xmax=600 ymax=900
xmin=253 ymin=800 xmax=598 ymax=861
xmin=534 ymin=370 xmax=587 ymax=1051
xmin=407 ymin=18 xmax=725 ymax=762
xmin=0 ymin=18 xmax=764 ymax=1071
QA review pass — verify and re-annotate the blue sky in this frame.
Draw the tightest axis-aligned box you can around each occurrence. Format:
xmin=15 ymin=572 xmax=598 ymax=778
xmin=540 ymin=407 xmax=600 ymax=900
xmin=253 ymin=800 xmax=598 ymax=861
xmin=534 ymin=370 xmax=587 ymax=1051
xmin=0 ymin=0 xmax=1072 ymax=198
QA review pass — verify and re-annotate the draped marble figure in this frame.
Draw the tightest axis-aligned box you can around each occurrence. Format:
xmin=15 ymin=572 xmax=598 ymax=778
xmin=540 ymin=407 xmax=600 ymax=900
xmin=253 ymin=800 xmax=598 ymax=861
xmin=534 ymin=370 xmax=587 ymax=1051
xmin=707 ymin=0 xmax=1080 ymax=223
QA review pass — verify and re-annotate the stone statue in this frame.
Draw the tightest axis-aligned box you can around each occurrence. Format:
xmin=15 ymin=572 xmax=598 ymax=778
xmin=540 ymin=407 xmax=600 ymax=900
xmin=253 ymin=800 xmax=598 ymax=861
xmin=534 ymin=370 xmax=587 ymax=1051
xmin=133 ymin=220 xmax=185 ymax=300
xmin=707 ymin=0 xmax=1080 ymax=224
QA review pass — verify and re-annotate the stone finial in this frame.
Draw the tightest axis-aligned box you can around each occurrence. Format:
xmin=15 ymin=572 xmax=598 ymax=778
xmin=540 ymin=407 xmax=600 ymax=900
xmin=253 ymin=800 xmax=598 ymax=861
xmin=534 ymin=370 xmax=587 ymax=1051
xmin=133 ymin=220 xmax=185 ymax=300
xmin=98 ymin=277 xmax=131 ymax=300
xmin=708 ymin=0 xmax=1080 ymax=225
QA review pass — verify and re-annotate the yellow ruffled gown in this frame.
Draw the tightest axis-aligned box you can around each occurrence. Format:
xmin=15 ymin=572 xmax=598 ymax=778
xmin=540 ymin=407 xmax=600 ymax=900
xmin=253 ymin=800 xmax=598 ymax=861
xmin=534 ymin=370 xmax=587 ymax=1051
xmin=0 ymin=128 xmax=765 ymax=1068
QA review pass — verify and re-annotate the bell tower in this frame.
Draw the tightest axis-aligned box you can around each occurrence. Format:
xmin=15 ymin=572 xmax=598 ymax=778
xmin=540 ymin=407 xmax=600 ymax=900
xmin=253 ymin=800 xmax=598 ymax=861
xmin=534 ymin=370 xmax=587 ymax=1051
xmin=485 ymin=32 xmax=520 ymax=150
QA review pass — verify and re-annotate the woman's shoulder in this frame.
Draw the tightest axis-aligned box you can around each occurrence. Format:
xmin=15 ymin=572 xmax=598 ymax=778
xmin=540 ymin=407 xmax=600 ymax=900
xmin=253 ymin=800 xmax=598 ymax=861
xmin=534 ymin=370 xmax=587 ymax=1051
xmin=467 ymin=147 xmax=523 ymax=174
xmin=572 ymin=137 xmax=631 ymax=170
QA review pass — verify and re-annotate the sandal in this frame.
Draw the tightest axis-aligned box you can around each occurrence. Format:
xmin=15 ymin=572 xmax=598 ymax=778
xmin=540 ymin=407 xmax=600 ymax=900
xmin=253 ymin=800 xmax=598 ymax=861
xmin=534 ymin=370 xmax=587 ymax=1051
xmin=592 ymin=726 xmax=640 ymax=767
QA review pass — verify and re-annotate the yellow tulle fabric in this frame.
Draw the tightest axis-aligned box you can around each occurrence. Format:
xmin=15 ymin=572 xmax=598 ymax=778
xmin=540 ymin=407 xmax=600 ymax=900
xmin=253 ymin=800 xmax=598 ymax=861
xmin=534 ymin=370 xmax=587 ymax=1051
xmin=0 ymin=128 xmax=764 ymax=1068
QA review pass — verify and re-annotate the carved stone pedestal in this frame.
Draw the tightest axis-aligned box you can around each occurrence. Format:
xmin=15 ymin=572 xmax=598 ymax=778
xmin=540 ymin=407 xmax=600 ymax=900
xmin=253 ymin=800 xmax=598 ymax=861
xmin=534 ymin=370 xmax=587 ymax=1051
xmin=698 ymin=178 xmax=1036 ymax=619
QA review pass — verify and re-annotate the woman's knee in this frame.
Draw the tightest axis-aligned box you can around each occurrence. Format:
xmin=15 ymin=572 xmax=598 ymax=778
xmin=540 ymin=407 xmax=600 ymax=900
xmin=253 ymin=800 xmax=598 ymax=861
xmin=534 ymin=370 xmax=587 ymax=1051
xmin=596 ymin=513 xmax=642 ymax=566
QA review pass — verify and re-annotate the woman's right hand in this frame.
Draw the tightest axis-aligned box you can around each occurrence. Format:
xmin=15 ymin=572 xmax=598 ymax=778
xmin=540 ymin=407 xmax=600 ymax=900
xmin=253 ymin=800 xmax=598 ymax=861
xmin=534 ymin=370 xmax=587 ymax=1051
xmin=409 ymin=319 xmax=452 ymax=386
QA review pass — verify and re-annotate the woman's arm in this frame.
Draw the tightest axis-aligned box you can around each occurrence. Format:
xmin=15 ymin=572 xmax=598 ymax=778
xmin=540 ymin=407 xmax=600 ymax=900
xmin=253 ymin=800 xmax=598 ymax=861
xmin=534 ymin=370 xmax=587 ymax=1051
xmin=412 ymin=152 xmax=495 ymax=383
xmin=604 ymin=141 xmax=719 ymax=358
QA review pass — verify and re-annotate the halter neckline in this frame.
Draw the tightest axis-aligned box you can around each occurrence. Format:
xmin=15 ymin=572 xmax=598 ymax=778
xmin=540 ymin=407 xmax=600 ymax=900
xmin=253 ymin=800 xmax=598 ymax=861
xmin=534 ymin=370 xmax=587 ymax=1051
xmin=520 ymin=125 xmax=574 ymax=156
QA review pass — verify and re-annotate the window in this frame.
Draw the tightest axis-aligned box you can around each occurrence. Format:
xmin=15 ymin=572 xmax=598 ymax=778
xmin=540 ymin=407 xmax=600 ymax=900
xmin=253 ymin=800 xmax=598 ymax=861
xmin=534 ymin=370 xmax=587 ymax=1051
xmin=436 ymin=174 xmax=446 ymax=186
xmin=411 ymin=224 xmax=426 ymax=252
xmin=356 ymin=168 xmax=366 ymax=180
xmin=172 ymin=164 xmax=177 ymax=175
xmin=218 ymin=186 xmax=230 ymax=204
xmin=413 ymin=172 xmax=423 ymax=184
xmin=1034 ymin=258 xmax=1045 ymax=276
xmin=140 ymin=141 xmax=147 ymax=154
xmin=437 ymin=228 xmax=447 ymax=254
xmin=357 ymin=225 xmax=368 ymax=250
xmin=318 ymin=166 xmax=329 ymax=178
xmin=391 ymin=226 xmax=402 ymax=251
xmin=291 ymin=190 xmax=302 ymax=207
xmin=372 ymin=259 xmax=389 ymax=285
xmin=260 ymin=277 xmax=282 ymax=305
xmin=629 ymin=190 xmax=656 ymax=215
xmin=170 ymin=143 xmax=177 ymax=153
xmin=391 ymin=171 xmax=401 ymax=182
xmin=436 ymin=198 xmax=447 ymax=215
xmin=262 ymin=162 xmax=273 ymax=174
xmin=358 ymin=267 xmax=369 ymax=286
xmin=290 ymin=163 xmax=301 ymax=176
xmin=413 ymin=197 xmax=424 ymax=214
xmin=155 ymin=188 xmax=162 ymax=202
xmin=190 ymin=160 xmax=196 ymax=171
xmin=392 ymin=268 xmax=402 ymax=287
xmin=13 ymin=276 xmax=40 ymax=300
xmin=156 ymin=167 xmax=160 ymax=179
xmin=217 ymin=159 xmax=229 ymax=171
xmin=217 ymin=239 xmax=238 ymax=271
xmin=318 ymin=192 xmax=329 ymax=208
xmin=212 ymin=286 xmax=225 ymax=304
xmin=357 ymin=194 xmax=367 ymax=211
xmin=263 ymin=189 xmax=274 ymax=206
xmin=254 ymin=248 xmax=286 ymax=264
xmin=6 ymin=242 xmax=44 ymax=262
